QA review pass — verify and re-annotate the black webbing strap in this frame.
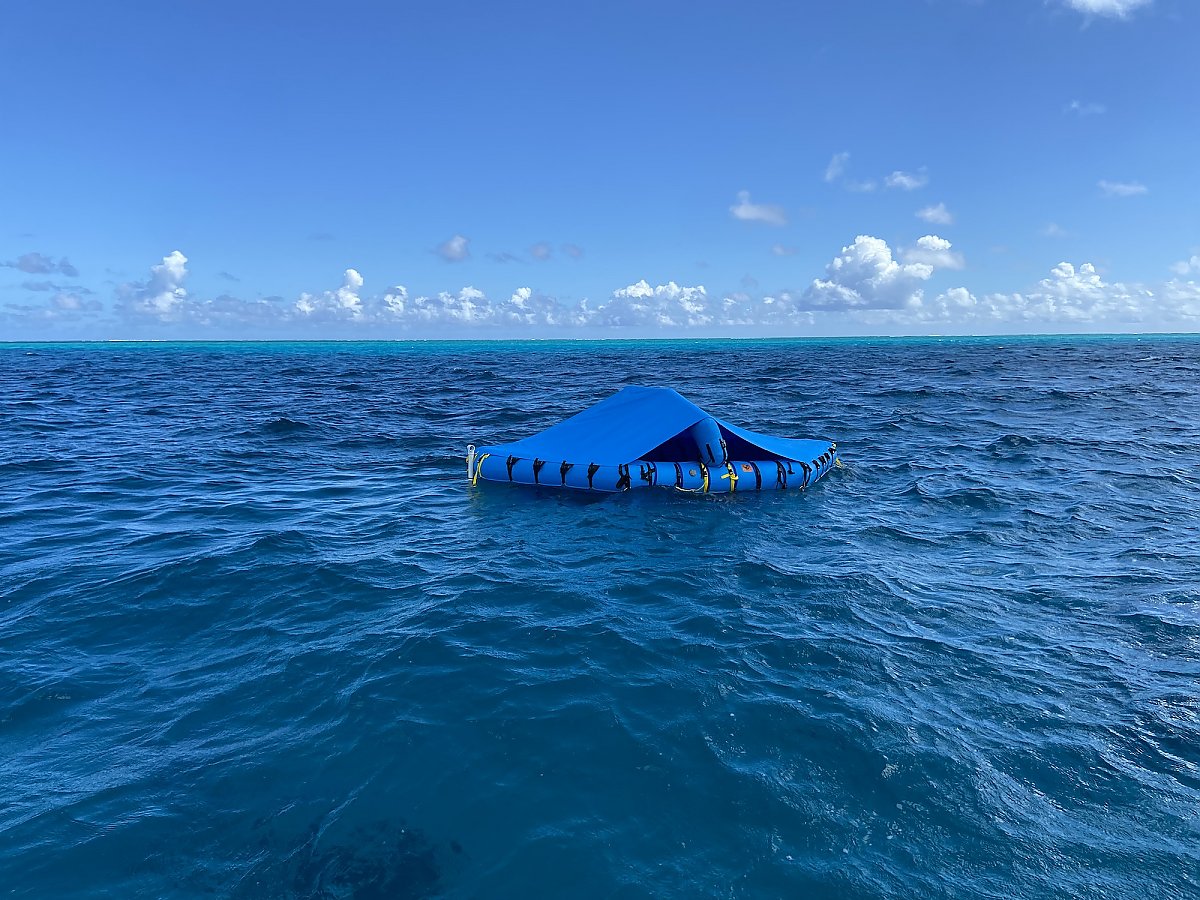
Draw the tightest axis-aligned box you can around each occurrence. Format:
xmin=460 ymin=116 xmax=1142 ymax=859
xmin=615 ymin=464 xmax=631 ymax=491
xmin=719 ymin=437 xmax=729 ymax=465
xmin=639 ymin=463 xmax=656 ymax=487
xmin=697 ymin=460 xmax=709 ymax=492
xmin=674 ymin=463 xmax=683 ymax=488
xmin=559 ymin=461 xmax=573 ymax=485
xmin=775 ymin=460 xmax=787 ymax=489
xmin=506 ymin=455 xmax=518 ymax=480
xmin=705 ymin=442 xmax=717 ymax=464
xmin=800 ymin=461 xmax=812 ymax=488
xmin=749 ymin=461 xmax=762 ymax=490
xmin=532 ymin=458 xmax=546 ymax=484
xmin=587 ymin=463 xmax=600 ymax=489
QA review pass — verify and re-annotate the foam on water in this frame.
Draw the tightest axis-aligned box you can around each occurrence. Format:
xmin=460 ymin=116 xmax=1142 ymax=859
xmin=2 ymin=337 xmax=1198 ymax=898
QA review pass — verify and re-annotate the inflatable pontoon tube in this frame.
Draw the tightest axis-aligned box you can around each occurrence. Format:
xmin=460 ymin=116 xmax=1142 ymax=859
xmin=469 ymin=385 xmax=838 ymax=494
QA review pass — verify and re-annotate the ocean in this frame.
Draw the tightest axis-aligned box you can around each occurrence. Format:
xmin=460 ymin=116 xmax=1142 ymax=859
xmin=2 ymin=336 xmax=1198 ymax=899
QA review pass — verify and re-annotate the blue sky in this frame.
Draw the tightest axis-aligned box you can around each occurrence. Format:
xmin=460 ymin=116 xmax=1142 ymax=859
xmin=2 ymin=0 xmax=1197 ymax=338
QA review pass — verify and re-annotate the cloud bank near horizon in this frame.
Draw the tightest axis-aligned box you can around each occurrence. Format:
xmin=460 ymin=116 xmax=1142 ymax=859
xmin=5 ymin=235 xmax=1199 ymax=336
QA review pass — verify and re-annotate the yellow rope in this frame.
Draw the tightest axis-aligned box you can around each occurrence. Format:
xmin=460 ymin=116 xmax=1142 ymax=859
xmin=471 ymin=453 xmax=491 ymax=486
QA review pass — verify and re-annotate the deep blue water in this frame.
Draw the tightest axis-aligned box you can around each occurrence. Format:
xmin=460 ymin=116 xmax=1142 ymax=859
xmin=2 ymin=337 xmax=1199 ymax=899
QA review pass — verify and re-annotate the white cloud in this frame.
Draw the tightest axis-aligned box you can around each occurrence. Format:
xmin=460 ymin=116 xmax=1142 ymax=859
xmin=771 ymin=244 xmax=800 ymax=257
xmin=902 ymin=235 xmax=965 ymax=270
xmin=1170 ymin=255 xmax=1200 ymax=276
xmin=884 ymin=170 xmax=929 ymax=191
xmin=1099 ymin=179 xmax=1148 ymax=197
xmin=436 ymin=234 xmax=470 ymax=261
xmin=890 ymin=260 xmax=1200 ymax=329
xmin=1065 ymin=100 xmax=1106 ymax=116
xmin=978 ymin=262 xmax=1149 ymax=323
xmin=1042 ymin=223 xmax=1071 ymax=238
xmin=916 ymin=202 xmax=954 ymax=225
xmin=844 ymin=179 xmax=877 ymax=193
xmin=824 ymin=152 xmax=849 ymax=183
xmin=824 ymin=152 xmax=882 ymax=193
xmin=118 ymin=250 xmax=189 ymax=319
xmin=729 ymin=190 xmax=787 ymax=226
xmin=296 ymin=268 xmax=364 ymax=319
xmin=1062 ymin=0 xmax=1152 ymax=18
xmin=50 ymin=292 xmax=96 ymax=311
xmin=16 ymin=240 xmax=1200 ymax=336
xmin=806 ymin=235 xmax=939 ymax=310
xmin=530 ymin=242 xmax=552 ymax=261
xmin=601 ymin=280 xmax=712 ymax=327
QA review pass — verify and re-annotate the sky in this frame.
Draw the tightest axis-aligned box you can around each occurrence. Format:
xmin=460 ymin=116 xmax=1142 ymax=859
xmin=2 ymin=0 xmax=1198 ymax=339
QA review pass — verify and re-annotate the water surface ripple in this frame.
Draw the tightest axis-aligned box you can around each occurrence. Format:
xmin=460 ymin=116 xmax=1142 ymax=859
xmin=2 ymin=337 xmax=1198 ymax=898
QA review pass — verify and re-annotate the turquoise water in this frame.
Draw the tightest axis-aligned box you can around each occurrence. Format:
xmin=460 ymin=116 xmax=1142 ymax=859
xmin=2 ymin=337 xmax=1198 ymax=898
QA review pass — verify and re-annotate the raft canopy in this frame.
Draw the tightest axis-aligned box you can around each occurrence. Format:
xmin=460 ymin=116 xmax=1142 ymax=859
xmin=478 ymin=385 xmax=827 ymax=466
xmin=470 ymin=386 xmax=837 ymax=492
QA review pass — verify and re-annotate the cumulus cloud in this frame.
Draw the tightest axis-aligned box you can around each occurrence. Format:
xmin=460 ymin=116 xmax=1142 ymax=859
xmin=824 ymin=152 xmax=849 ymax=183
xmin=973 ymin=262 xmax=1149 ymax=324
xmin=902 ymin=235 xmax=966 ymax=270
xmin=1099 ymin=179 xmax=1148 ymax=197
xmin=117 ymin=250 xmax=189 ymax=319
xmin=296 ymin=268 xmax=365 ymax=320
xmin=379 ymin=285 xmax=488 ymax=325
xmin=1065 ymin=100 xmax=1106 ymax=116
xmin=806 ymin=235 xmax=942 ymax=310
xmin=885 ymin=170 xmax=929 ymax=191
xmin=1062 ymin=0 xmax=1151 ymax=18
xmin=436 ymin=234 xmax=470 ymax=262
xmin=600 ymin=280 xmax=713 ymax=327
xmin=114 ymin=251 xmax=289 ymax=327
xmin=729 ymin=190 xmax=787 ymax=226
xmin=13 ymin=239 xmax=1200 ymax=336
xmin=3 ymin=251 xmax=79 ymax=277
xmin=917 ymin=202 xmax=954 ymax=225
xmin=796 ymin=241 xmax=1188 ymax=329
xmin=884 ymin=260 xmax=1200 ymax=330
xmin=1170 ymin=255 xmax=1200 ymax=276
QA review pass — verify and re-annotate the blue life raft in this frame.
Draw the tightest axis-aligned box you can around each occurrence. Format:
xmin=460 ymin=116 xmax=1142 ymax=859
xmin=467 ymin=386 xmax=838 ymax=493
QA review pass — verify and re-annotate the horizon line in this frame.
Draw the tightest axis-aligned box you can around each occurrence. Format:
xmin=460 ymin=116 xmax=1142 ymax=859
xmin=3 ymin=331 xmax=1199 ymax=346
